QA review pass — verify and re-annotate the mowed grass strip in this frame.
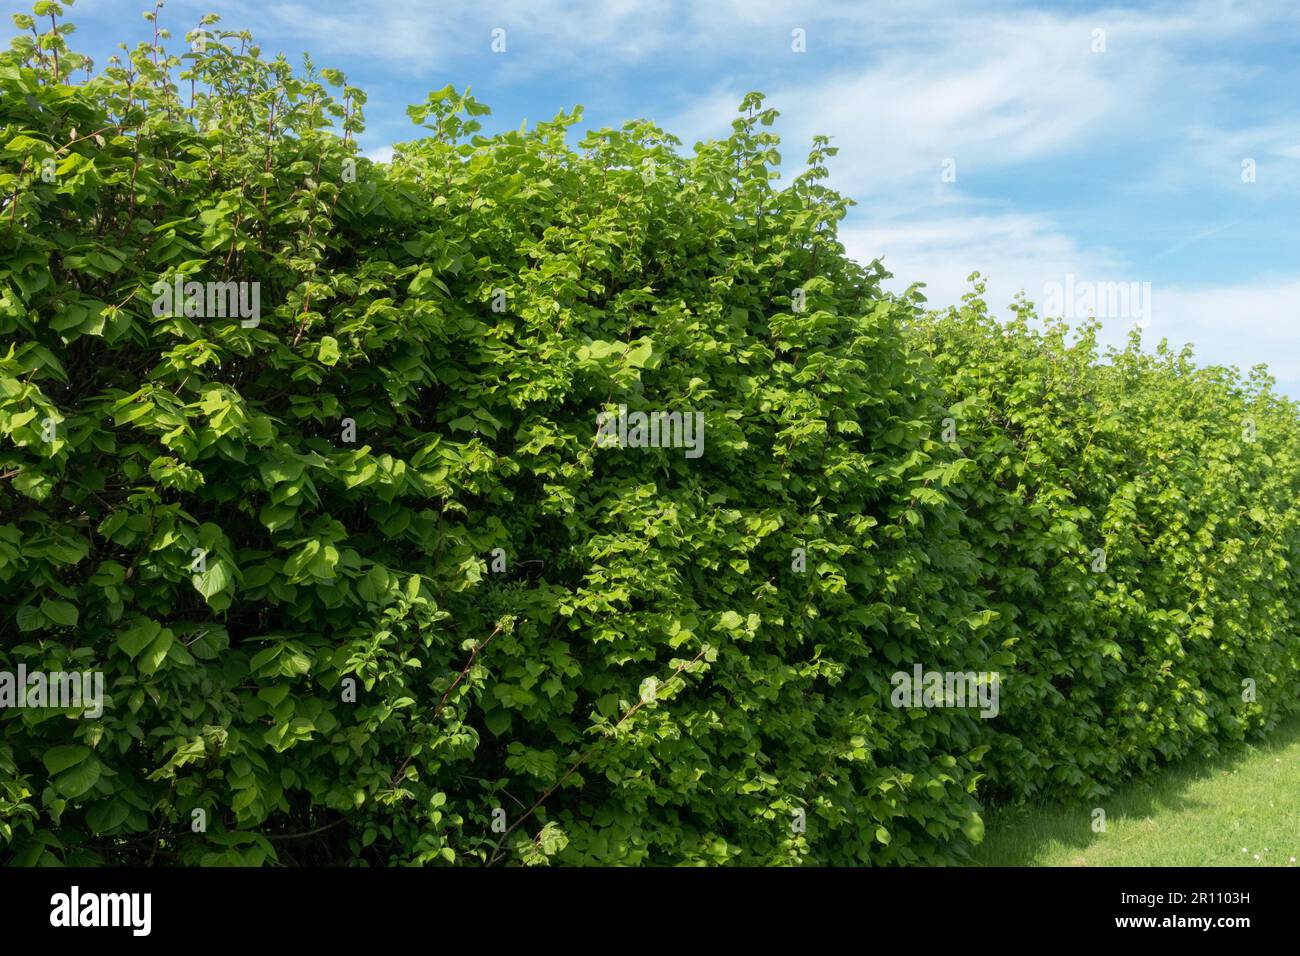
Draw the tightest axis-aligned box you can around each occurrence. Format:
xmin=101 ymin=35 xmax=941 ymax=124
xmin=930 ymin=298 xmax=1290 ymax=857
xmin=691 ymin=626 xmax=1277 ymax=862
xmin=976 ymin=714 xmax=1300 ymax=867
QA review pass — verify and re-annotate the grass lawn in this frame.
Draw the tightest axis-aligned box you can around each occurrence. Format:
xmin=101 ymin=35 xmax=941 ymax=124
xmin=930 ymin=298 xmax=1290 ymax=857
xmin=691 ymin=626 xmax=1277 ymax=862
xmin=975 ymin=714 xmax=1300 ymax=867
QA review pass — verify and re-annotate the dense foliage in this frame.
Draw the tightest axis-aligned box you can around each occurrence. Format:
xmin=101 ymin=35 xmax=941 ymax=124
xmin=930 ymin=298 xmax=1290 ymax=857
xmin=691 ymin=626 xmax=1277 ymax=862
xmin=2 ymin=3 xmax=1297 ymax=866
xmin=915 ymin=297 xmax=1300 ymax=802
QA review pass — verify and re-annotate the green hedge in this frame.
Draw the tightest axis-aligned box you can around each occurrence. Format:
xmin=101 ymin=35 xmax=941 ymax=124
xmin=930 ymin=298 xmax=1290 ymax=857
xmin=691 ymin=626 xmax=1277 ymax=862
xmin=914 ymin=294 xmax=1300 ymax=802
xmin=1 ymin=4 xmax=1297 ymax=866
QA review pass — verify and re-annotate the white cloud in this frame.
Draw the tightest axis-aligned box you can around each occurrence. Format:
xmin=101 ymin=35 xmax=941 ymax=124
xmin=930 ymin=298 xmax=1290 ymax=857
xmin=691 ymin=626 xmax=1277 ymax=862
xmin=1153 ymin=280 xmax=1300 ymax=387
xmin=1137 ymin=121 xmax=1300 ymax=200
xmin=840 ymin=212 xmax=1121 ymax=317
xmin=191 ymin=0 xmax=679 ymax=68
xmin=841 ymin=213 xmax=1300 ymax=394
xmin=664 ymin=7 xmax=1196 ymax=202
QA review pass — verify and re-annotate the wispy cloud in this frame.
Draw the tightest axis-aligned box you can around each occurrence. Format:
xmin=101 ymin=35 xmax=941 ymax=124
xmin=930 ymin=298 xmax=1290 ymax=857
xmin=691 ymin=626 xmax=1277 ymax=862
xmin=840 ymin=213 xmax=1122 ymax=316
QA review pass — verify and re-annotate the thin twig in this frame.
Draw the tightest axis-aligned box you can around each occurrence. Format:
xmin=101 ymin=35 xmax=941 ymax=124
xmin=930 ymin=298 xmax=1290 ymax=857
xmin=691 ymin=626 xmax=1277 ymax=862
xmin=264 ymin=818 xmax=346 ymax=841
xmin=486 ymin=646 xmax=708 ymax=866
xmin=387 ymin=621 xmax=506 ymax=788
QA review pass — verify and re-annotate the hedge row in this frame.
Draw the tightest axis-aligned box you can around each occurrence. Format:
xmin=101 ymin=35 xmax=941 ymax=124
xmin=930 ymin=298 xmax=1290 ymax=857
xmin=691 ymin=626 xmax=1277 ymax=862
xmin=916 ymin=299 xmax=1300 ymax=803
xmin=1 ymin=5 xmax=1297 ymax=865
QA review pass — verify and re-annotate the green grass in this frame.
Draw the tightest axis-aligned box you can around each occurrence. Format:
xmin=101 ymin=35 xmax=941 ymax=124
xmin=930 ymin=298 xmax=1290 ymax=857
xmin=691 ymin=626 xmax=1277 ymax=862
xmin=975 ymin=715 xmax=1300 ymax=867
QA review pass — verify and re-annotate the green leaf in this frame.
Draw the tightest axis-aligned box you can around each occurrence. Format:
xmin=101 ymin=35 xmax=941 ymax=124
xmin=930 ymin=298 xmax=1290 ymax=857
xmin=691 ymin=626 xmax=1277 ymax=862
xmin=86 ymin=799 xmax=132 ymax=833
xmin=40 ymin=598 xmax=78 ymax=627
xmin=624 ymin=339 xmax=654 ymax=368
xmin=192 ymin=559 xmax=233 ymax=600
xmin=139 ymin=627 xmax=175 ymax=675
xmin=117 ymin=620 xmax=161 ymax=659
xmin=55 ymin=758 xmax=102 ymax=799
xmin=258 ymin=684 xmax=292 ymax=707
xmin=16 ymin=605 xmax=44 ymax=632
xmin=318 ymin=335 xmax=340 ymax=366
xmin=43 ymin=745 xmax=91 ymax=775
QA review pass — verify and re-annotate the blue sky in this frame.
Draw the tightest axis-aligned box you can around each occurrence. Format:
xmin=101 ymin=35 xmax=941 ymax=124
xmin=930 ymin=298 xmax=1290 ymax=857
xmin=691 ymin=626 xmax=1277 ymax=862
xmin=58 ymin=0 xmax=1300 ymax=394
